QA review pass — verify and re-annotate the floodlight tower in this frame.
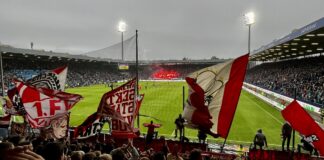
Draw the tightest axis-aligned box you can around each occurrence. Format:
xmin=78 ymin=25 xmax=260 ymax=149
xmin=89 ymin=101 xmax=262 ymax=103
xmin=244 ymin=12 xmax=255 ymax=53
xmin=118 ymin=21 xmax=127 ymax=61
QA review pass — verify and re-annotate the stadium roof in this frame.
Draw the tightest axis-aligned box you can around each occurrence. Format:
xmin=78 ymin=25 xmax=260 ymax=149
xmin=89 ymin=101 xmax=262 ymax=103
xmin=250 ymin=17 xmax=324 ymax=61
xmin=0 ymin=45 xmax=225 ymax=65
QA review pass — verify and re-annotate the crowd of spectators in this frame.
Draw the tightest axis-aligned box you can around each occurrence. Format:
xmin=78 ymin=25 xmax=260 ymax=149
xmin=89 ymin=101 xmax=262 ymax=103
xmin=245 ymin=56 xmax=324 ymax=107
xmin=0 ymin=135 xmax=212 ymax=160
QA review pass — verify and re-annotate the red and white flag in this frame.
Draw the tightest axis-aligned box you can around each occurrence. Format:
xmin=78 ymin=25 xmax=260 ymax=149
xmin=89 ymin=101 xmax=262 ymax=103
xmin=182 ymin=54 xmax=249 ymax=138
xmin=14 ymin=80 xmax=82 ymax=128
xmin=6 ymin=66 xmax=68 ymax=115
xmin=281 ymin=100 xmax=324 ymax=156
xmin=74 ymin=112 xmax=104 ymax=139
xmin=27 ymin=66 xmax=68 ymax=91
xmin=97 ymin=78 xmax=141 ymax=138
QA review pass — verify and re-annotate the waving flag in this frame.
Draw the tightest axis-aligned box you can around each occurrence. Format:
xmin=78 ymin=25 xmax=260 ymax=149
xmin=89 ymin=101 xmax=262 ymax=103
xmin=97 ymin=78 xmax=141 ymax=138
xmin=6 ymin=66 xmax=68 ymax=115
xmin=74 ymin=112 xmax=104 ymax=139
xmin=182 ymin=54 xmax=249 ymax=138
xmin=27 ymin=66 xmax=67 ymax=91
xmin=281 ymin=100 xmax=324 ymax=156
xmin=14 ymin=80 xmax=82 ymax=128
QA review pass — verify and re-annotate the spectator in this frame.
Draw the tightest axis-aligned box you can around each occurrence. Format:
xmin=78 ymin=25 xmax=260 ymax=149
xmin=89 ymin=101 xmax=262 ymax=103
xmin=167 ymin=144 xmax=183 ymax=160
xmin=70 ymin=151 xmax=83 ymax=160
xmin=189 ymin=149 xmax=202 ymax=160
xmin=153 ymin=151 xmax=166 ymax=160
xmin=42 ymin=142 xmax=65 ymax=160
xmin=281 ymin=122 xmax=292 ymax=151
xmin=197 ymin=130 xmax=207 ymax=144
xmin=174 ymin=114 xmax=185 ymax=140
xmin=297 ymin=136 xmax=316 ymax=155
xmin=144 ymin=121 xmax=161 ymax=145
xmin=253 ymin=129 xmax=268 ymax=150
xmin=100 ymin=153 xmax=112 ymax=160
xmin=83 ymin=152 xmax=97 ymax=160
xmin=110 ymin=148 xmax=126 ymax=160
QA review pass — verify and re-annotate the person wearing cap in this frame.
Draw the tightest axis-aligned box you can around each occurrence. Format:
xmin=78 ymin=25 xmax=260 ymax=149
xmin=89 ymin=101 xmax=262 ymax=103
xmin=253 ymin=129 xmax=268 ymax=150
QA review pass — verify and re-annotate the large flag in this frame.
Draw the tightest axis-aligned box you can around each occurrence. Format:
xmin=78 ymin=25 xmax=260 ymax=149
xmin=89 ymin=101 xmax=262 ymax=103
xmin=6 ymin=66 xmax=68 ymax=115
xmin=74 ymin=112 xmax=104 ymax=139
xmin=14 ymin=80 xmax=82 ymax=128
xmin=281 ymin=100 xmax=324 ymax=156
xmin=182 ymin=54 xmax=249 ymax=138
xmin=97 ymin=78 xmax=140 ymax=138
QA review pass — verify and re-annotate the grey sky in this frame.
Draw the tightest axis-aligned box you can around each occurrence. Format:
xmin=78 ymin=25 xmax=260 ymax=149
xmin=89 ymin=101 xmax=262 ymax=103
xmin=0 ymin=0 xmax=323 ymax=60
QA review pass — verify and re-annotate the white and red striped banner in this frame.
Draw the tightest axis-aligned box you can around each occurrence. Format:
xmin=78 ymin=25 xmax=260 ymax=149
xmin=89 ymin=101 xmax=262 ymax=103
xmin=14 ymin=80 xmax=82 ymax=128
xmin=97 ymin=78 xmax=142 ymax=138
xmin=6 ymin=66 xmax=68 ymax=116
xmin=182 ymin=54 xmax=249 ymax=138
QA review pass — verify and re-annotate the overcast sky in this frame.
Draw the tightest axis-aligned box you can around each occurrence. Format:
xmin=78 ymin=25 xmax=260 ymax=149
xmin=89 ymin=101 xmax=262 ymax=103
xmin=0 ymin=0 xmax=323 ymax=60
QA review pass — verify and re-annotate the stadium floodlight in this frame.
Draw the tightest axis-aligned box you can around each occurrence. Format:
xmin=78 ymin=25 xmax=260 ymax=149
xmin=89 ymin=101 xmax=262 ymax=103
xmin=244 ymin=12 xmax=255 ymax=25
xmin=118 ymin=21 xmax=127 ymax=61
xmin=244 ymin=11 xmax=255 ymax=53
xmin=118 ymin=21 xmax=126 ymax=32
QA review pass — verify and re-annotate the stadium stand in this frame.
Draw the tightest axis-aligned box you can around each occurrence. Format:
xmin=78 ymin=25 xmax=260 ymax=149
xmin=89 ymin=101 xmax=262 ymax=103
xmin=246 ymin=56 xmax=324 ymax=107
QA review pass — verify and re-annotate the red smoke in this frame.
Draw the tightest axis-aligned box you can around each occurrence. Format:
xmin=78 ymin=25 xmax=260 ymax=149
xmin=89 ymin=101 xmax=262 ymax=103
xmin=151 ymin=69 xmax=180 ymax=80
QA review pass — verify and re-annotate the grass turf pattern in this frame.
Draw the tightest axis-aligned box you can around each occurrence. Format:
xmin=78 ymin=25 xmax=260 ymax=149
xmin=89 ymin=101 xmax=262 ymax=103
xmin=67 ymin=81 xmax=289 ymax=146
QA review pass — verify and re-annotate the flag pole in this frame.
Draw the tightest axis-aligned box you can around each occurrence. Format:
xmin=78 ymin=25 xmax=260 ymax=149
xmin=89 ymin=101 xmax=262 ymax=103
xmin=220 ymin=138 xmax=227 ymax=153
xmin=0 ymin=45 xmax=5 ymax=96
xmin=136 ymin=30 xmax=140 ymax=129
xmin=182 ymin=86 xmax=185 ymax=142
xmin=66 ymin=112 xmax=71 ymax=143
xmin=292 ymin=87 xmax=297 ymax=152
xmin=182 ymin=86 xmax=185 ymax=110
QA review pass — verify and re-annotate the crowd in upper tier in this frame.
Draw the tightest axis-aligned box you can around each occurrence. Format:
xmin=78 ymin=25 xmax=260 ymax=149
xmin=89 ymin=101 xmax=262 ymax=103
xmin=245 ymin=56 xmax=324 ymax=107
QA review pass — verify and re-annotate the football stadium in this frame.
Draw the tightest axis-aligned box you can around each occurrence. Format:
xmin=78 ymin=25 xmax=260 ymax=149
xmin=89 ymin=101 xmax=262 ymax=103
xmin=0 ymin=2 xmax=323 ymax=160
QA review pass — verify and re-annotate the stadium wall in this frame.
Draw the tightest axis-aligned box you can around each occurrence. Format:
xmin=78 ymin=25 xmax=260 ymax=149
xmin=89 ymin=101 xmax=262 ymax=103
xmin=242 ymin=83 xmax=320 ymax=114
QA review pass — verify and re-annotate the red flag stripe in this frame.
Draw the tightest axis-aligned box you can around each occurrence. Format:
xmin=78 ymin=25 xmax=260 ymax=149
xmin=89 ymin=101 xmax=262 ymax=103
xmin=217 ymin=54 xmax=249 ymax=138
xmin=281 ymin=100 xmax=324 ymax=156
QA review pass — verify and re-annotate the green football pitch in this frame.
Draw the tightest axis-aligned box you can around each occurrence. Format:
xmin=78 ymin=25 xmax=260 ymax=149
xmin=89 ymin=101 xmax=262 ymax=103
xmin=67 ymin=81 xmax=287 ymax=146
